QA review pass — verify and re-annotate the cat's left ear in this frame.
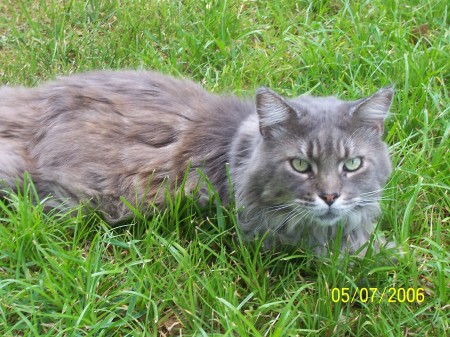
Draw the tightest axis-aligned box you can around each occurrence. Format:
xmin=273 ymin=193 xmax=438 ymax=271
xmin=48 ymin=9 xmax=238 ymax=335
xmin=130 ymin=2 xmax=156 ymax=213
xmin=350 ymin=85 xmax=394 ymax=134
xmin=256 ymin=87 xmax=299 ymax=138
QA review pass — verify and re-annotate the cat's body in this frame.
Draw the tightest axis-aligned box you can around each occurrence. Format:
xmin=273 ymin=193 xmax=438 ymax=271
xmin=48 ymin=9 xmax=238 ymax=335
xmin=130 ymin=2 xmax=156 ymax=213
xmin=0 ymin=70 xmax=394 ymax=255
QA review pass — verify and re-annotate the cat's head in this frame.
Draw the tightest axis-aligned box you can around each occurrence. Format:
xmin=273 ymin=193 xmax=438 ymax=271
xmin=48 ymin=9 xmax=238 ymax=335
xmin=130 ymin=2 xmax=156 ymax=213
xmin=247 ymin=86 xmax=393 ymax=230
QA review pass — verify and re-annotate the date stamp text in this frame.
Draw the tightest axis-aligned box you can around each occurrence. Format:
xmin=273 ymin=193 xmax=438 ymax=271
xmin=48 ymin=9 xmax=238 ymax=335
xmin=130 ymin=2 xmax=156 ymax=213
xmin=331 ymin=287 xmax=425 ymax=303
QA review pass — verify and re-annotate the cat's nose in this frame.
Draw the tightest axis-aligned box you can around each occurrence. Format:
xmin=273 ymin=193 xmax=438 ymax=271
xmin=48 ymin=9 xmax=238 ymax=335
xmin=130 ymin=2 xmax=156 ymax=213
xmin=319 ymin=193 xmax=340 ymax=206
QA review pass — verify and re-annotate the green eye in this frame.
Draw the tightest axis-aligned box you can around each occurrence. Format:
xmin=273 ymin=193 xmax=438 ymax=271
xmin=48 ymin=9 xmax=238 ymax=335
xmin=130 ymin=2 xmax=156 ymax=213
xmin=291 ymin=158 xmax=311 ymax=173
xmin=344 ymin=157 xmax=362 ymax=172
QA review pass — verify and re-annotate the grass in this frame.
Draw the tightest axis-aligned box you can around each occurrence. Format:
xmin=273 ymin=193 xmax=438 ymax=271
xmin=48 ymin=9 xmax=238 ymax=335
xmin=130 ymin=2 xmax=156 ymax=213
xmin=0 ymin=0 xmax=448 ymax=336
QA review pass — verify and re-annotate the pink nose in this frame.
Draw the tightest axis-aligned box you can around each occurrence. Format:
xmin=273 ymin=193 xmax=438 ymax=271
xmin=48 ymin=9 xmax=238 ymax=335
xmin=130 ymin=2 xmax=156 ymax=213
xmin=319 ymin=193 xmax=340 ymax=206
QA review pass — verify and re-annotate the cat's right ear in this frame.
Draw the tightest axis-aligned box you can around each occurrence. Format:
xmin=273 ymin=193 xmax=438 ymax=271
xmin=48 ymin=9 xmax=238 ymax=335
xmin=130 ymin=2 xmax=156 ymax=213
xmin=256 ymin=87 xmax=297 ymax=138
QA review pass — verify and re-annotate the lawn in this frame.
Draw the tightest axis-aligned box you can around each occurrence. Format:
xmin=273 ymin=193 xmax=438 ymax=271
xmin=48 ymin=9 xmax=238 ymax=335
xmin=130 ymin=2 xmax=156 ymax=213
xmin=0 ymin=0 xmax=448 ymax=336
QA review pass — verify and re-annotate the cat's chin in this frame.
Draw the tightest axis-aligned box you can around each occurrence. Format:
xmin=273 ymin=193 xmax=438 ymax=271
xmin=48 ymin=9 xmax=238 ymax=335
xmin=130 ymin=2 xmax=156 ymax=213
xmin=315 ymin=213 xmax=342 ymax=227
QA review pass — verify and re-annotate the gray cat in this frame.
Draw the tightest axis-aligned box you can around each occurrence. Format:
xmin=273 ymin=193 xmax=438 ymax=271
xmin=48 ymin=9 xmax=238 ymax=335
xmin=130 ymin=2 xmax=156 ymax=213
xmin=0 ymin=70 xmax=394 ymax=255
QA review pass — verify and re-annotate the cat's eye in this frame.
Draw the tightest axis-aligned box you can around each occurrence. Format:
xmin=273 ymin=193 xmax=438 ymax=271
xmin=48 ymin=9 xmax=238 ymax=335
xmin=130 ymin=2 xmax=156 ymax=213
xmin=291 ymin=158 xmax=311 ymax=173
xmin=344 ymin=157 xmax=362 ymax=172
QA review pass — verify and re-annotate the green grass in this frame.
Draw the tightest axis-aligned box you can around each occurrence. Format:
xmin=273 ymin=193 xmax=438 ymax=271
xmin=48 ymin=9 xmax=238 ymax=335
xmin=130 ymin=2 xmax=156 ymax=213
xmin=0 ymin=0 xmax=448 ymax=336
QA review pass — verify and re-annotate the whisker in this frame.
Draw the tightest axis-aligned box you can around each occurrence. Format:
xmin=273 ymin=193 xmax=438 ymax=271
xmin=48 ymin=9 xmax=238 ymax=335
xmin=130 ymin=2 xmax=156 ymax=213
xmin=272 ymin=206 xmax=310 ymax=235
xmin=249 ymin=201 xmax=299 ymax=234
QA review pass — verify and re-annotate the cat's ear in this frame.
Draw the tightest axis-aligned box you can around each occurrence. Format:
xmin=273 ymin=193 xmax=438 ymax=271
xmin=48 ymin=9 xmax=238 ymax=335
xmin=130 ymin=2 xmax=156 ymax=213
xmin=256 ymin=87 xmax=298 ymax=137
xmin=350 ymin=85 xmax=394 ymax=134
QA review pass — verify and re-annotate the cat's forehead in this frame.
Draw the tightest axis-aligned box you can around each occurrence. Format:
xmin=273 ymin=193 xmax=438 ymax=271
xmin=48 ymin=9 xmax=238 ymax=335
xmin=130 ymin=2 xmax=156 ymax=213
xmin=285 ymin=127 xmax=355 ymax=159
xmin=285 ymin=95 xmax=358 ymax=135
xmin=281 ymin=96 xmax=364 ymax=158
xmin=289 ymin=95 xmax=350 ymax=119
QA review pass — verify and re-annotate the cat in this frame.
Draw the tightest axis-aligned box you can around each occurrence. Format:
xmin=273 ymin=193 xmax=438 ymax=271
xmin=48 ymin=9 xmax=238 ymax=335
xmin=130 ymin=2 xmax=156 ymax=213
xmin=0 ymin=70 xmax=395 ymax=255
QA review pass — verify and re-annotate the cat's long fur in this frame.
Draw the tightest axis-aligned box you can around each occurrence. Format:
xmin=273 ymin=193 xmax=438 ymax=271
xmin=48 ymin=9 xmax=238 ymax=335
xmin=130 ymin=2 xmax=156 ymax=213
xmin=0 ymin=70 xmax=394 ymax=255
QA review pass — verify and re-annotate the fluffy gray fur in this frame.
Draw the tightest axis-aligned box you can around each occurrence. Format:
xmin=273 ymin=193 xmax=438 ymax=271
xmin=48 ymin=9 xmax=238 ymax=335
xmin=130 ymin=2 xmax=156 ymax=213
xmin=0 ymin=70 xmax=394 ymax=255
